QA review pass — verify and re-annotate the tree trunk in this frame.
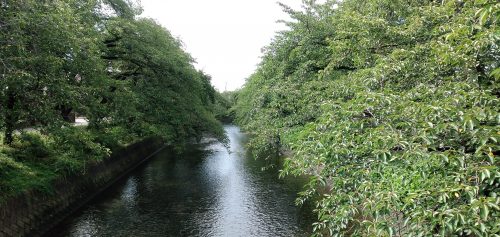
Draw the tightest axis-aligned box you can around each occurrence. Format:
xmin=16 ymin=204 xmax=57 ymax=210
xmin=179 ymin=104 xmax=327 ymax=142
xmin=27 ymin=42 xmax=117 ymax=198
xmin=4 ymin=90 xmax=15 ymax=145
xmin=59 ymin=106 xmax=74 ymax=122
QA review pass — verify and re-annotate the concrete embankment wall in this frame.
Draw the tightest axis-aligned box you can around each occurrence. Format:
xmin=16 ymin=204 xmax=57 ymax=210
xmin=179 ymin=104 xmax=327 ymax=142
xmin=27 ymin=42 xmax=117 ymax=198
xmin=0 ymin=137 xmax=165 ymax=237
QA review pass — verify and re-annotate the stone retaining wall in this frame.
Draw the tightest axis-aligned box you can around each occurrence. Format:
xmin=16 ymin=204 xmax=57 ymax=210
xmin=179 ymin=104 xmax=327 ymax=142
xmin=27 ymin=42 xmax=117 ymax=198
xmin=0 ymin=137 xmax=165 ymax=237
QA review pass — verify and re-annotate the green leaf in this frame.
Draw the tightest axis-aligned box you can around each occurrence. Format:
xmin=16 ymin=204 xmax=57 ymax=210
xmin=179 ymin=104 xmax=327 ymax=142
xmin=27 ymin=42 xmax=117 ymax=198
xmin=480 ymin=10 xmax=490 ymax=25
xmin=480 ymin=205 xmax=489 ymax=220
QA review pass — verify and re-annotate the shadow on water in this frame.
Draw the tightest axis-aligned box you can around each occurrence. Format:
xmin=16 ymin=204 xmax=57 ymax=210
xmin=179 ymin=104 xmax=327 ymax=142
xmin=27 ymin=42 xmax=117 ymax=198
xmin=46 ymin=125 xmax=314 ymax=237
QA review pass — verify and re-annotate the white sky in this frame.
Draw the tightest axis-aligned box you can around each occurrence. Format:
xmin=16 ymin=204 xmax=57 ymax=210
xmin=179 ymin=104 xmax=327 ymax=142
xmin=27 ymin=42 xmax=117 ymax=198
xmin=140 ymin=0 xmax=303 ymax=91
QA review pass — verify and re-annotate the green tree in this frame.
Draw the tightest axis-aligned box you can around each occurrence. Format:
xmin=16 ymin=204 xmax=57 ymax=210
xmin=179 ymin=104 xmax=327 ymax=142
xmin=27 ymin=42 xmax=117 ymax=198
xmin=0 ymin=0 xmax=226 ymax=200
xmin=0 ymin=0 xmax=108 ymax=144
xmin=101 ymin=15 xmax=225 ymax=144
xmin=236 ymin=0 xmax=499 ymax=235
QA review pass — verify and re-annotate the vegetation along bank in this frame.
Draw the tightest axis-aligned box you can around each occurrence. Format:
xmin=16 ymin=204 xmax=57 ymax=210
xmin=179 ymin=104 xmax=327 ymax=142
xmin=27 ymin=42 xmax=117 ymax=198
xmin=234 ymin=0 xmax=499 ymax=236
xmin=0 ymin=0 xmax=228 ymax=204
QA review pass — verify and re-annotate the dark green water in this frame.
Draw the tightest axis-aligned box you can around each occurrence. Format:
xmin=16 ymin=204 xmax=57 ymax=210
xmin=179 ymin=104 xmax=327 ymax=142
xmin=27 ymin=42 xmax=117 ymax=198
xmin=47 ymin=125 xmax=314 ymax=236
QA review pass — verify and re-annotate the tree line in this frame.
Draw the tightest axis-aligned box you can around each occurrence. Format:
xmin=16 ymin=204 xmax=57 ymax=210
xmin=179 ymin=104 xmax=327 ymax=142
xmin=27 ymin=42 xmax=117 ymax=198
xmin=235 ymin=0 xmax=499 ymax=236
xmin=0 ymin=0 xmax=226 ymax=200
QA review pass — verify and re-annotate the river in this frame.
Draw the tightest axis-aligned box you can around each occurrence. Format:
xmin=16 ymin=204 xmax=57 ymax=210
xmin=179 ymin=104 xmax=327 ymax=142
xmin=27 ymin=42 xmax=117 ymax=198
xmin=46 ymin=125 xmax=314 ymax=236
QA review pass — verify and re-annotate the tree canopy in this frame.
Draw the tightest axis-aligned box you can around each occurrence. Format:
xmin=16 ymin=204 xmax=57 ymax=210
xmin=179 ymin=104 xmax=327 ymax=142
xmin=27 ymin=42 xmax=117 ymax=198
xmin=0 ymin=0 xmax=225 ymax=144
xmin=235 ymin=0 xmax=499 ymax=235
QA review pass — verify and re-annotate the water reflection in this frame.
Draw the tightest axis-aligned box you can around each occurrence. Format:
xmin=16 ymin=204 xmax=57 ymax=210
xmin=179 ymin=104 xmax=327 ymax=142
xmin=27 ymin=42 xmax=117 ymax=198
xmin=121 ymin=177 xmax=138 ymax=207
xmin=47 ymin=125 xmax=313 ymax=237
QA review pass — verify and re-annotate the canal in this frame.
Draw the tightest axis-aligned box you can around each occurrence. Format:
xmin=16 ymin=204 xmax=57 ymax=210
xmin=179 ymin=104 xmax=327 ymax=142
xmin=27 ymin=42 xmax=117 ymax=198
xmin=46 ymin=125 xmax=314 ymax=236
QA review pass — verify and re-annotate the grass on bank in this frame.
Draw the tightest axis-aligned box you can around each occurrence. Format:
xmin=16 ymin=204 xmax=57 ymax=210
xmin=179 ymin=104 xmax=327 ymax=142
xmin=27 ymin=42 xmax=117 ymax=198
xmin=0 ymin=126 xmax=136 ymax=203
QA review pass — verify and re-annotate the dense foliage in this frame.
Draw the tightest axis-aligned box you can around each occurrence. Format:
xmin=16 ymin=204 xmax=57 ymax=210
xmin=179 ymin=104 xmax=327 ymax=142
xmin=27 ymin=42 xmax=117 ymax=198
xmin=235 ymin=0 xmax=499 ymax=236
xmin=0 ymin=0 xmax=224 ymax=200
xmin=214 ymin=91 xmax=238 ymax=123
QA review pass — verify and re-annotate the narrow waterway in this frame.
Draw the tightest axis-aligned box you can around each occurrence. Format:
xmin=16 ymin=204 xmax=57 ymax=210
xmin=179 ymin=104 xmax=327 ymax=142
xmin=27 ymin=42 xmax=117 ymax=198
xmin=46 ymin=125 xmax=314 ymax=236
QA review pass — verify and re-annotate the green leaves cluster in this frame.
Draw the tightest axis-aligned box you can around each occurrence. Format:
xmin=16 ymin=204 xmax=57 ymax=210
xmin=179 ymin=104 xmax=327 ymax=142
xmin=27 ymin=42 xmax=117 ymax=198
xmin=235 ymin=0 xmax=499 ymax=236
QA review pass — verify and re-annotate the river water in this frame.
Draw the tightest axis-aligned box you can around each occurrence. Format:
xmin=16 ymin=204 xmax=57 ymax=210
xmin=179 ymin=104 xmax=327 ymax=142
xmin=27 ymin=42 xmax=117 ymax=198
xmin=47 ymin=125 xmax=314 ymax=236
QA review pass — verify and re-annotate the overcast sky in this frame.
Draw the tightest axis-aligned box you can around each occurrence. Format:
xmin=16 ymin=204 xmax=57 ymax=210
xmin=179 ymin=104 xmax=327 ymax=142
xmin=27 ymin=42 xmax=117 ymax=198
xmin=140 ymin=0 xmax=303 ymax=91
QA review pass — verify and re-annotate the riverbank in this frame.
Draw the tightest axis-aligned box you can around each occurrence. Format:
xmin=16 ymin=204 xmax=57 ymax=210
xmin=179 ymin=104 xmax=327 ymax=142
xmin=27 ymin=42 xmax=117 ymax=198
xmin=0 ymin=137 xmax=165 ymax=237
